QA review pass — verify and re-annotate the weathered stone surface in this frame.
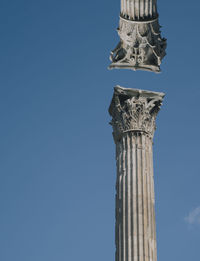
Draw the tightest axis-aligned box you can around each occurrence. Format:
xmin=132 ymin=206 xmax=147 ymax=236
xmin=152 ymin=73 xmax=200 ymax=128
xmin=109 ymin=0 xmax=167 ymax=72
xmin=109 ymin=86 xmax=164 ymax=261
xmin=109 ymin=85 xmax=164 ymax=141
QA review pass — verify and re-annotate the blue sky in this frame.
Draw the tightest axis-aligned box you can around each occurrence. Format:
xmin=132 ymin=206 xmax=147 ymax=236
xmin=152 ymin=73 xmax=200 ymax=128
xmin=0 ymin=0 xmax=200 ymax=260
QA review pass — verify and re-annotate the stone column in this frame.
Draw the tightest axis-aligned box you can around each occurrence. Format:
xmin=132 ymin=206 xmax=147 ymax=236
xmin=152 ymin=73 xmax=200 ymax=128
xmin=121 ymin=0 xmax=158 ymax=20
xmin=109 ymin=0 xmax=167 ymax=72
xmin=109 ymin=86 xmax=164 ymax=261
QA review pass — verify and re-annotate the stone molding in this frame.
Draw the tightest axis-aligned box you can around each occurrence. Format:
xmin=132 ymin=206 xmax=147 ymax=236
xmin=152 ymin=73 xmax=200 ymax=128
xmin=109 ymin=86 xmax=164 ymax=141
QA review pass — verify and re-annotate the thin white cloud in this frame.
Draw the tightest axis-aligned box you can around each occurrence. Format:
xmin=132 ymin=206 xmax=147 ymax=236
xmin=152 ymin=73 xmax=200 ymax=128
xmin=185 ymin=206 xmax=200 ymax=225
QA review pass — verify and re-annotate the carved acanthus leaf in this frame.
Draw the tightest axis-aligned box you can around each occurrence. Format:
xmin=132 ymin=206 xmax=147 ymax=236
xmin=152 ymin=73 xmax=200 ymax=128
xmin=109 ymin=17 xmax=167 ymax=73
xmin=109 ymin=86 xmax=164 ymax=141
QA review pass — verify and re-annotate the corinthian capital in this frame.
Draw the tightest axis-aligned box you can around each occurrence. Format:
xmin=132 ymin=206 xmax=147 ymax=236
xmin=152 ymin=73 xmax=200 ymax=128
xmin=109 ymin=86 xmax=164 ymax=141
xmin=109 ymin=0 xmax=167 ymax=73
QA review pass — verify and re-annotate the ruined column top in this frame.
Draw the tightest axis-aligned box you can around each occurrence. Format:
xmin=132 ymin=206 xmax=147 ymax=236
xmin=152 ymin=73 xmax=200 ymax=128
xmin=113 ymin=85 xmax=164 ymax=99
xmin=109 ymin=0 xmax=167 ymax=73
xmin=109 ymin=86 xmax=165 ymax=141
xmin=109 ymin=85 xmax=165 ymax=113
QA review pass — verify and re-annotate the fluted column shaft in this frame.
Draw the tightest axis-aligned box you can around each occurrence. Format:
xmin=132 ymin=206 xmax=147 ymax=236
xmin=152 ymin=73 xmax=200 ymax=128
xmin=121 ymin=0 xmax=158 ymax=20
xmin=109 ymin=86 xmax=164 ymax=261
xmin=115 ymin=132 xmax=157 ymax=261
